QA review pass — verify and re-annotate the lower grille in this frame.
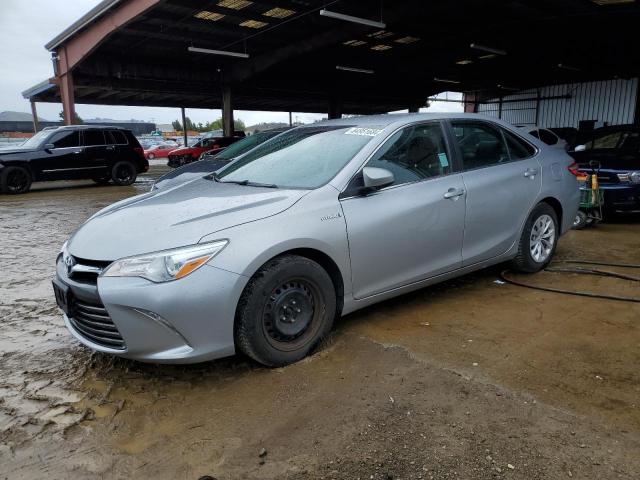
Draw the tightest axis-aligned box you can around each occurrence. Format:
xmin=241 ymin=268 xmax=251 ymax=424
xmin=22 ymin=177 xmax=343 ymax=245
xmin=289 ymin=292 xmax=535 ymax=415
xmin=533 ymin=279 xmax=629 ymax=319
xmin=69 ymin=298 xmax=125 ymax=350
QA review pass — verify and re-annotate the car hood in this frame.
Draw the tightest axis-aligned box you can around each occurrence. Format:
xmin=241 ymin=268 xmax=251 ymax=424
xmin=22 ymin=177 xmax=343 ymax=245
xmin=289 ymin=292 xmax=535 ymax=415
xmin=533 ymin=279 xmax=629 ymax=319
xmin=169 ymin=146 xmax=199 ymax=155
xmin=0 ymin=147 xmax=38 ymax=155
xmin=68 ymin=178 xmax=308 ymax=261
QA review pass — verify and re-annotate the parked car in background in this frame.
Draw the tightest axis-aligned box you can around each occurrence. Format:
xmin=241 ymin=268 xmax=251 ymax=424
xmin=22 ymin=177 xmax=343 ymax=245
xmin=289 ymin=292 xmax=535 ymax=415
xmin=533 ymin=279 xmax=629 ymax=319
xmin=0 ymin=126 xmax=148 ymax=194
xmin=167 ymin=136 xmax=243 ymax=168
xmin=570 ymin=125 xmax=640 ymax=214
xmin=154 ymin=128 xmax=290 ymax=191
xmin=549 ymin=127 xmax=579 ymax=148
xmin=144 ymin=143 xmax=176 ymax=159
xmin=54 ymin=114 xmax=579 ymax=366
xmin=519 ymin=126 xmax=569 ymax=150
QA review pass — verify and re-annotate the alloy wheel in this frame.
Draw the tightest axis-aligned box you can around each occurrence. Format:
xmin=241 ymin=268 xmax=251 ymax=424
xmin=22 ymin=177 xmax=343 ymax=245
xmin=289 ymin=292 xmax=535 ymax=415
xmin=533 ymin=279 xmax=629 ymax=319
xmin=529 ymin=214 xmax=555 ymax=263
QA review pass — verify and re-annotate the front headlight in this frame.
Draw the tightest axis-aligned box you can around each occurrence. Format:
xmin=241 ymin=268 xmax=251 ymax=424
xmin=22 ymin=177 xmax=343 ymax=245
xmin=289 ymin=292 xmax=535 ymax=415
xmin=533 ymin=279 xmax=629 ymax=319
xmin=101 ymin=240 xmax=228 ymax=283
xmin=617 ymin=171 xmax=640 ymax=184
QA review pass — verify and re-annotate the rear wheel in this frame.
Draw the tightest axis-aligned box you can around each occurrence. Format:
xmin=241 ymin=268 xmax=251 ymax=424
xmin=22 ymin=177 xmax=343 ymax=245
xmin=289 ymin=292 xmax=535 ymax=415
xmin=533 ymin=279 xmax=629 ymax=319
xmin=1 ymin=166 xmax=32 ymax=194
xmin=511 ymin=203 xmax=558 ymax=273
xmin=111 ymin=161 xmax=137 ymax=186
xmin=235 ymin=255 xmax=336 ymax=367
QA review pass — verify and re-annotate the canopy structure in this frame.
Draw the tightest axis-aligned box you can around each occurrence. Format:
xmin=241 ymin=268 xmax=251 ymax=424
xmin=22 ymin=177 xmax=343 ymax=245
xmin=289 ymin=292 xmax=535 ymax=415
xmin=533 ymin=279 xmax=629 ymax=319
xmin=23 ymin=0 xmax=640 ymax=134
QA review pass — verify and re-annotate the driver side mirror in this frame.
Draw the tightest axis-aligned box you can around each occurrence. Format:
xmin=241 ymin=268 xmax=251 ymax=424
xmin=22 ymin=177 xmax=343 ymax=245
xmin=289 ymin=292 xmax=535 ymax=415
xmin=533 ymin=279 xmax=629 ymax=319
xmin=362 ymin=167 xmax=394 ymax=190
xmin=44 ymin=143 xmax=55 ymax=152
xmin=573 ymin=144 xmax=586 ymax=152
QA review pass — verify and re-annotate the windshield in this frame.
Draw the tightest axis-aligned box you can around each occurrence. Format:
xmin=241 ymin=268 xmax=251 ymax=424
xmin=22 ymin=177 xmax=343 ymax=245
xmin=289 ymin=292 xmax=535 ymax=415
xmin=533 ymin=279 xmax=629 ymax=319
xmin=18 ymin=130 xmax=51 ymax=149
xmin=217 ymin=126 xmax=380 ymax=189
xmin=214 ymin=131 xmax=279 ymax=161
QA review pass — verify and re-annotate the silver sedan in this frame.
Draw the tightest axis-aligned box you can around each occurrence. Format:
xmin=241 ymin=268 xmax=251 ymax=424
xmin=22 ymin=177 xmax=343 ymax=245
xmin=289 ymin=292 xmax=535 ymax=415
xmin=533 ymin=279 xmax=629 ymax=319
xmin=53 ymin=113 xmax=580 ymax=366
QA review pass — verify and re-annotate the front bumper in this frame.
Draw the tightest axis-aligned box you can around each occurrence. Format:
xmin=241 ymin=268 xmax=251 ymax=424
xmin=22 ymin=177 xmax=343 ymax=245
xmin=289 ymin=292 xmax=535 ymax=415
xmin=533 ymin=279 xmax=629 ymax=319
xmin=167 ymin=155 xmax=195 ymax=168
xmin=54 ymin=256 xmax=248 ymax=363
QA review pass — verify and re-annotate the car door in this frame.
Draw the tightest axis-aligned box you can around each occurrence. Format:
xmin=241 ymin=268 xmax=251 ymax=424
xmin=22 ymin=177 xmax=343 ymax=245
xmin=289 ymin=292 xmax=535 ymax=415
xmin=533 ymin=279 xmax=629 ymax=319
xmin=448 ymin=121 xmax=542 ymax=266
xmin=82 ymin=129 xmax=114 ymax=178
xmin=340 ymin=122 xmax=466 ymax=299
xmin=32 ymin=129 xmax=85 ymax=180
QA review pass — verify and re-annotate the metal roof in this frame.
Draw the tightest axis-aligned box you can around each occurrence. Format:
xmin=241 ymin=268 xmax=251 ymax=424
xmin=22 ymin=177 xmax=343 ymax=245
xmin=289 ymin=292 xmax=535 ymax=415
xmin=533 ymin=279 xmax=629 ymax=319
xmin=27 ymin=0 xmax=640 ymax=114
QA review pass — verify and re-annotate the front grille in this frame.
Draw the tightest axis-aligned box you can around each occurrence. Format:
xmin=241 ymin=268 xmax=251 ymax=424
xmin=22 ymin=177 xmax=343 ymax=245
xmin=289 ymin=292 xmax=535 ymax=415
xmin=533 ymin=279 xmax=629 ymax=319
xmin=69 ymin=298 xmax=125 ymax=350
xmin=68 ymin=256 xmax=111 ymax=284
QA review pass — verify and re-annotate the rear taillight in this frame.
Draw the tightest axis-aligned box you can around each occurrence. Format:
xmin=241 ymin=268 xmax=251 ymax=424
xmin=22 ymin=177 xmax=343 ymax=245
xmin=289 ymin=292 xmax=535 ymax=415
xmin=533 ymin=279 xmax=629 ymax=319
xmin=567 ymin=162 xmax=581 ymax=177
xmin=133 ymin=147 xmax=145 ymax=160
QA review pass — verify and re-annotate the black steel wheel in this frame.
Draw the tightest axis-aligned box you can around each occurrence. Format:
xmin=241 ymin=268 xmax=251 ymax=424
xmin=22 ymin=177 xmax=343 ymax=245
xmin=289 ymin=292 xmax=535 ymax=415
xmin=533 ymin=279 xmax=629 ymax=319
xmin=1 ymin=166 xmax=32 ymax=194
xmin=235 ymin=255 xmax=337 ymax=367
xmin=111 ymin=161 xmax=137 ymax=186
xmin=573 ymin=210 xmax=588 ymax=230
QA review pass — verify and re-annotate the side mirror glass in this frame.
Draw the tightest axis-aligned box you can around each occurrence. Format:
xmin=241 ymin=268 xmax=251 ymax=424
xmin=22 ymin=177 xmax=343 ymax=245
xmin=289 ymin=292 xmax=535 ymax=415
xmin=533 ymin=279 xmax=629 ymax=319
xmin=44 ymin=143 xmax=55 ymax=151
xmin=573 ymin=144 xmax=586 ymax=152
xmin=362 ymin=167 xmax=394 ymax=190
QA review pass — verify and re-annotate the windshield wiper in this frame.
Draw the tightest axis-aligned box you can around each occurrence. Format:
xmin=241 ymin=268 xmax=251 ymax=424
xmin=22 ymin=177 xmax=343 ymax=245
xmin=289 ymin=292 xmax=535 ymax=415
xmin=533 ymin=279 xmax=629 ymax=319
xmin=220 ymin=179 xmax=278 ymax=188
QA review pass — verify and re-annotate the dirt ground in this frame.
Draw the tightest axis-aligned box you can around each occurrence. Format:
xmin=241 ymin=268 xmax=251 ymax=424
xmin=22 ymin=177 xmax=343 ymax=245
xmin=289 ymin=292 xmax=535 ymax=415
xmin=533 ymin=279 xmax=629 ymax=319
xmin=1 ymin=164 xmax=639 ymax=480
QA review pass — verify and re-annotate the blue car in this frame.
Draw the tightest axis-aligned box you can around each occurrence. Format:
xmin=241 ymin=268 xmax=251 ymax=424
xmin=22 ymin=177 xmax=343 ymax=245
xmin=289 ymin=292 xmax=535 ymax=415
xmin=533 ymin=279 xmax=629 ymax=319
xmin=570 ymin=125 xmax=640 ymax=215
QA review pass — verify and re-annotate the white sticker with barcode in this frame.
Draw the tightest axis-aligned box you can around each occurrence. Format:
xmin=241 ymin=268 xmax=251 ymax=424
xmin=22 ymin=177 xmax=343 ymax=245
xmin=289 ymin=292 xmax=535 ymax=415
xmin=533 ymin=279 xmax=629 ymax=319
xmin=344 ymin=127 xmax=383 ymax=137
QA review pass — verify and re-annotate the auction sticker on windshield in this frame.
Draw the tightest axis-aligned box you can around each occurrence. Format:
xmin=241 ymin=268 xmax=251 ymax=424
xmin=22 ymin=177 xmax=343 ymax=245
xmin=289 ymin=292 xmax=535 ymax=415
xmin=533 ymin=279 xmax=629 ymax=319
xmin=344 ymin=127 xmax=383 ymax=137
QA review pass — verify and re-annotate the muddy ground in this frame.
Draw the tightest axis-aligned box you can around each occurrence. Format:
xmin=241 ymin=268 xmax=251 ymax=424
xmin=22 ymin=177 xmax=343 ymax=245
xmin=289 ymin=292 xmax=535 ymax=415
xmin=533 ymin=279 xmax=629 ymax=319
xmin=1 ymin=164 xmax=639 ymax=479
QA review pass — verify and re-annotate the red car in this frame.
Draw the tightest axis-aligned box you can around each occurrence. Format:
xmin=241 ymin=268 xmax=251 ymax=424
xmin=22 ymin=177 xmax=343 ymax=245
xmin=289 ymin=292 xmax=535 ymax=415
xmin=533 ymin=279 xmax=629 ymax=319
xmin=167 ymin=136 xmax=242 ymax=168
xmin=144 ymin=144 xmax=177 ymax=159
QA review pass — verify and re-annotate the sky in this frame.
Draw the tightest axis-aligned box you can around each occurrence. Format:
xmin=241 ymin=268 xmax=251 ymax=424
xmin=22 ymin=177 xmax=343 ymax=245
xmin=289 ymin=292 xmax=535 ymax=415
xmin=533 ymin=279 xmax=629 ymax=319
xmin=0 ymin=0 xmax=462 ymax=126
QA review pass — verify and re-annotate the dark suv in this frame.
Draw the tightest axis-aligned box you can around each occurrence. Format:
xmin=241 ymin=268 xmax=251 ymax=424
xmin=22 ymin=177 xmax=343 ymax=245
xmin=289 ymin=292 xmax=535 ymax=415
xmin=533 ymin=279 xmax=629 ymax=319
xmin=0 ymin=125 xmax=148 ymax=194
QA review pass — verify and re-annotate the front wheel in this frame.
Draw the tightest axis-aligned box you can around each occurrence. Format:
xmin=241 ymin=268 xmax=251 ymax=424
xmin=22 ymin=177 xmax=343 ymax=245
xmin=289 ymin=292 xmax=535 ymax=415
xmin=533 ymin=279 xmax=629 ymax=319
xmin=147 ymin=153 xmax=155 ymax=160
xmin=235 ymin=255 xmax=337 ymax=367
xmin=111 ymin=161 xmax=137 ymax=186
xmin=511 ymin=203 xmax=558 ymax=273
xmin=1 ymin=166 xmax=32 ymax=194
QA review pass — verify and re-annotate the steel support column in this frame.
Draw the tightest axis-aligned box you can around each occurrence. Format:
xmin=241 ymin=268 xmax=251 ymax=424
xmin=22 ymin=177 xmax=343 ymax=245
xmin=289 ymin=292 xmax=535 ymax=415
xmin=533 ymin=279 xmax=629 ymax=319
xmin=408 ymin=103 xmax=421 ymax=113
xmin=328 ymin=98 xmax=342 ymax=119
xmin=59 ymin=72 xmax=76 ymax=125
xmin=30 ymin=101 xmax=40 ymax=132
xmin=222 ymin=86 xmax=234 ymax=137
xmin=181 ymin=107 xmax=187 ymax=146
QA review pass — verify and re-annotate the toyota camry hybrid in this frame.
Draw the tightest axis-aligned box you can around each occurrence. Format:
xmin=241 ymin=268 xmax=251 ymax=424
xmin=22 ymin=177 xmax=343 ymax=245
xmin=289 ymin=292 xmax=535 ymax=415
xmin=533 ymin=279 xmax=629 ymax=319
xmin=53 ymin=113 xmax=580 ymax=367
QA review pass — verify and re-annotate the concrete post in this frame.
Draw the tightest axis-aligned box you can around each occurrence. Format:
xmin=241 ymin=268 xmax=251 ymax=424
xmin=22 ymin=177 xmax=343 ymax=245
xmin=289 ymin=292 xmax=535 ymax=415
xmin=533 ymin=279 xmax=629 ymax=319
xmin=222 ymin=86 xmax=234 ymax=137
xmin=289 ymin=111 xmax=293 ymax=126
xmin=30 ymin=101 xmax=40 ymax=133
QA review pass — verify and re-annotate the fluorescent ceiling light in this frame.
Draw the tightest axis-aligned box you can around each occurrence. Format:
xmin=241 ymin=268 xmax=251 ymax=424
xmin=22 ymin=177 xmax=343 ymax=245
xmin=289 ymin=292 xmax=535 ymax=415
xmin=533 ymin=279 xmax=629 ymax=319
xmin=320 ymin=9 xmax=386 ymax=29
xmin=470 ymin=43 xmax=507 ymax=56
xmin=434 ymin=77 xmax=461 ymax=84
xmin=188 ymin=46 xmax=249 ymax=58
xmin=497 ymin=84 xmax=519 ymax=91
xmin=558 ymin=63 xmax=581 ymax=71
xmin=368 ymin=30 xmax=394 ymax=39
xmin=336 ymin=65 xmax=375 ymax=74
xmin=478 ymin=54 xmax=497 ymax=60
xmin=456 ymin=59 xmax=473 ymax=65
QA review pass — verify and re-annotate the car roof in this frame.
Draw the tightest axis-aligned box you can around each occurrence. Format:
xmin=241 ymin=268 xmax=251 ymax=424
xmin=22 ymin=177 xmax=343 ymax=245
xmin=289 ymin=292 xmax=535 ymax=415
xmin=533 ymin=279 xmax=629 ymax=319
xmin=304 ymin=112 xmax=512 ymax=129
xmin=49 ymin=125 xmax=130 ymax=131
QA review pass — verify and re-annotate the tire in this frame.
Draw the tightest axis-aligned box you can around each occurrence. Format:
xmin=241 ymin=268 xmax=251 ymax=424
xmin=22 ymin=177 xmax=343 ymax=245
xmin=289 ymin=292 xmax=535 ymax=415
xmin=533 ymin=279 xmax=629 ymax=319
xmin=511 ymin=202 xmax=559 ymax=273
xmin=111 ymin=161 xmax=137 ymax=186
xmin=1 ymin=166 xmax=32 ymax=194
xmin=235 ymin=255 xmax=337 ymax=367
xmin=148 ymin=153 xmax=155 ymax=160
xmin=573 ymin=210 xmax=588 ymax=230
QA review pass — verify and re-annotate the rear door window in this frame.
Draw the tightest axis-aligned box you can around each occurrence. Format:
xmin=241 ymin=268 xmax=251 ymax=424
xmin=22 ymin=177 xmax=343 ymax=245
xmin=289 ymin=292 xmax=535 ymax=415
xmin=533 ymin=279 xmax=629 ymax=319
xmin=110 ymin=130 xmax=128 ymax=144
xmin=84 ymin=130 xmax=106 ymax=146
xmin=451 ymin=122 xmax=509 ymax=170
xmin=49 ymin=130 xmax=80 ymax=149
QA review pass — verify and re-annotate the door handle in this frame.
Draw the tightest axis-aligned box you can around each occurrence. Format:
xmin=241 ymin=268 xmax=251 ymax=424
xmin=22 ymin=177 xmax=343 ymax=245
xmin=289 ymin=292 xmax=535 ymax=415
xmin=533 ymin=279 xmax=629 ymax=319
xmin=524 ymin=168 xmax=539 ymax=178
xmin=106 ymin=145 xmax=115 ymax=151
xmin=72 ymin=150 xmax=83 ymax=154
xmin=443 ymin=187 xmax=465 ymax=199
